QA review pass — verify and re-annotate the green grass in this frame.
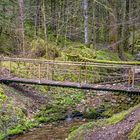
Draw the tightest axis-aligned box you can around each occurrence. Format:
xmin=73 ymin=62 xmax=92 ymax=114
xmin=68 ymin=104 xmax=140 ymax=140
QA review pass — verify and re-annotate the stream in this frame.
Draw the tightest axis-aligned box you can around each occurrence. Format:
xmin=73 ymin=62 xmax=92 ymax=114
xmin=10 ymin=120 xmax=87 ymax=140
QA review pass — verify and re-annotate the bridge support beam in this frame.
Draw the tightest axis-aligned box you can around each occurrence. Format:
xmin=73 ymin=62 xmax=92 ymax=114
xmin=85 ymin=63 xmax=88 ymax=83
xmin=9 ymin=61 xmax=11 ymax=78
xmin=132 ymin=67 xmax=135 ymax=88
xmin=38 ymin=63 xmax=41 ymax=83
xmin=128 ymin=67 xmax=135 ymax=88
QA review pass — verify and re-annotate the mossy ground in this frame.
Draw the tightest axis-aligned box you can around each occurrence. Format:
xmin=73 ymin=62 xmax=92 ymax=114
xmin=129 ymin=123 xmax=140 ymax=140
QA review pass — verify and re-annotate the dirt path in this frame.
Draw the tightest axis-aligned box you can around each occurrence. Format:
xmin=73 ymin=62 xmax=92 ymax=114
xmin=86 ymin=106 xmax=140 ymax=140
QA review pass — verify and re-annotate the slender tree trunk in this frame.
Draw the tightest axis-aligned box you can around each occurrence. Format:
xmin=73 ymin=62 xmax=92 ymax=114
xmin=35 ymin=0 xmax=41 ymax=36
xmin=91 ymin=1 xmax=95 ymax=49
xmin=117 ymin=7 xmax=124 ymax=59
xmin=123 ymin=0 xmax=130 ymax=50
xmin=42 ymin=0 xmax=47 ymax=39
xmin=18 ymin=0 xmax=25 ymax=55
xmin=109 ymin=0 xmax=118 ymax=51
xmin=131 ymin=0 xmax=136 ymax=54
xmin=95 ymin=3 xmax=100 ymax=44
xmin=83 ymin=0 xmax=89 ymax=46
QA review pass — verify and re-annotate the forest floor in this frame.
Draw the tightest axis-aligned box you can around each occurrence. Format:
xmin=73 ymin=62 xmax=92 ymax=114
xmin=85 ymin=106 xmax=140 ymax=140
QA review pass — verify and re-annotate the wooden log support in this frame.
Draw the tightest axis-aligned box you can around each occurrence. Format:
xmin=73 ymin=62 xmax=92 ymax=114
xmin=0 ymin=60 xmax=1 ymax=68
xmin=92 ymin=66 xmax=94 ymax=84
xmin=46 ymin=63 xmax=49 ymax=80
xmin=128 ymin=67 xmax=135 ymax=88
xmin=9 ymin=61 xmax=11 ymax=78
xmin=128 ymin=68 xmax=132 ymax=87
xmin=78 ymin=64 xmax=82 ymax=83
xmin=51 ymin=62 xmax=55 ymax=80
xmin=132 ymin=67 xmax=135 ymax=88
xmin=85 ymin=62 xmax=88 ymax=83
xmin=38 ymin=63 xmax=41 ymax=83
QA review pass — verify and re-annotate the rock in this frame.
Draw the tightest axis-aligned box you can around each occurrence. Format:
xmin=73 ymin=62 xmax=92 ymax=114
xmin=111 ymin=99 xmax=117 ymax=103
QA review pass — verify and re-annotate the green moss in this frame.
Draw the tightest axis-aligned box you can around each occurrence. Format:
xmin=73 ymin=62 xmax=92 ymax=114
xmin=0 ymin=86 xmax=6 ymax=101
xmin=129 ymin=123 xmax=140 ymax=140
xmin=64 ymin=45 xmax=96 ymax=61
xmin=0 ymin=133 xmax=6 ymax=140
xmin=84 ymin=108 xmax=102 ymax=119
xmin=65 ymin=53 xmax=140 ymax=65
xmin=96 ymin=50 xmax=120 ymax=61
xmin=7 ymin=120 xmax=39 ymax=136
xmin=8 ymin=125 xmax=26 ymax=135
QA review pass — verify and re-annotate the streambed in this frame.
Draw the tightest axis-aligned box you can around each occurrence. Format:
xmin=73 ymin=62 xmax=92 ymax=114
xmin=10 ymin=120 xmax=87 ymax=140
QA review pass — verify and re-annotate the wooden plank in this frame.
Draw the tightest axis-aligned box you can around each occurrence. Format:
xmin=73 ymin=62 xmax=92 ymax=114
xmin=0 ymin=78 xmax=140 ymax=93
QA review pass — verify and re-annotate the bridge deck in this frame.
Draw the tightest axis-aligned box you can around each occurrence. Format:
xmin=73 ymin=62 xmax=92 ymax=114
xmin=1 ymin=78 xmax=140 ymax=93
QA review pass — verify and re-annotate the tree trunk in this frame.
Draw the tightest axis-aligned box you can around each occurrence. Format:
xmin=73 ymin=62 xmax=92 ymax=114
xmin=109 ymin=0 xmax=118 ymax=51
xmin=42 ymin=0 xmax=47 ymax=39
xmin=18 ymin=0 xmax=25 ymax=55
xmin=83 ymin=0 xmax=89 ymax=46
xmin=35 ymin=0 xmax=41 ymax=36
xmin=123 ymin=0 xmax=130 ymax=50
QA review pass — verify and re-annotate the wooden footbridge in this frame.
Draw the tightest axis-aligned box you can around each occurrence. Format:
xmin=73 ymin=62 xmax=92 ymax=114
xmin=0 ymin=57 xmax=140 ymax=93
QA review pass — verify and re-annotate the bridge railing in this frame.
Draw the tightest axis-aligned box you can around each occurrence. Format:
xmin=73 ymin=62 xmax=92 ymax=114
xmin=0 ymin=57 xmax=140 ymax=88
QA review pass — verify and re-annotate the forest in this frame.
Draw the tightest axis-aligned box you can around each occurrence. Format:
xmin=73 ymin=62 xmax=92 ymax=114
xmin=0 ymin=0 xmax=140 ymax=140
xmin=0 ymin=0 xmax=139 ymax=60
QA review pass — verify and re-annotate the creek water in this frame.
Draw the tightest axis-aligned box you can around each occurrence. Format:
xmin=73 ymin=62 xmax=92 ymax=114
xmin=11 ymin=120 xmax=87 ymax=140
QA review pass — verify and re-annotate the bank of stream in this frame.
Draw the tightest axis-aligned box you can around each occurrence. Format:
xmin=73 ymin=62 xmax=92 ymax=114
xmin=7 ymin=86 xmax=140 ymax=140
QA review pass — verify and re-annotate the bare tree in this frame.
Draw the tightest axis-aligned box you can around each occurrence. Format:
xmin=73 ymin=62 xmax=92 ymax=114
xmin=18 ymin=0 xmax=25 ymax=55
xmin=83 ymin=0 xmax=89 ymax=46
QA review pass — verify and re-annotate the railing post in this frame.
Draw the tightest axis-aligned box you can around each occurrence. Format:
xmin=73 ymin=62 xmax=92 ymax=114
xmin=128 ymin=68 xmax=131 ymax=87
xmin=128 ymin=67 xmax=135 ymax=88
xmin=78 ymin=64 xmax=82 ymax=84
xmin=85 ymin=62 xmax=87 ymax=83
xmin=132 ymin=67 xmax=135 ymax=88
xmin=38 ymin=63 xmax=41 ymax=83
xmin=51 ymin=62 xmax=55 ymax=80
xmin=46 ymin=63 xmax=49 ymax=80
xmin=9 ymin=60 xmax=11 ymax=78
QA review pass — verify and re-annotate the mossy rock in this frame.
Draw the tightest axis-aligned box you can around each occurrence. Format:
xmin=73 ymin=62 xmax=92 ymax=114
xmin=64 ymin=45 xmax=96 ymax=61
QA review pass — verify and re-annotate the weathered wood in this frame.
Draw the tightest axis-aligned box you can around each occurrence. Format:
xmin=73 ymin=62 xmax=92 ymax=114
xmin=0 ymin=57 xmax=140 ymax=93
xmin=78 ymin=65 xmax=82 ymax=83
xmin=132 ymin=67 xmax=135 ymax=87
xmin=38 ymin=63 xmax=41 ymax=83
xmin=85 ymin=62 xmax=88 ymax=83
xmin=9 ymin=61 xmax=11 ymax=77
xmin=0 ymin=78 xmax=140 ymax=93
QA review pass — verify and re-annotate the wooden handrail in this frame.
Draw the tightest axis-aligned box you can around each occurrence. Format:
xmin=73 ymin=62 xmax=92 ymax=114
xmin=1 ymin=57 xmax=140 ymax=67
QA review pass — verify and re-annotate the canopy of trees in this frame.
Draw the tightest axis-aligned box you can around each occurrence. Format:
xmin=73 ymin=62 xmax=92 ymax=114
xmin=0 ymin=0 xmax=140 ymax=59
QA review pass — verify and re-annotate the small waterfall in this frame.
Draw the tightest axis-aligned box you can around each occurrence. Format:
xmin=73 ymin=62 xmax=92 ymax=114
xmin=66 ymin=114 xmax=73 ymax=122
